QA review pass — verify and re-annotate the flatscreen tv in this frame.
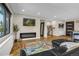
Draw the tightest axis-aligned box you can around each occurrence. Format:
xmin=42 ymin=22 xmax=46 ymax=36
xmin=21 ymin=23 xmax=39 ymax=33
xmin=73 ymin=32 xmax=79 ymax=41
xmin=23 ymin=18 xmax=35 ymax=26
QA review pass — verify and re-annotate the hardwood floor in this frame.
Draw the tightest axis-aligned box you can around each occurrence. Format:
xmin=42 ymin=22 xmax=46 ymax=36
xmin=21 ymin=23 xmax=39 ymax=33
xmin=10 ymin=35 xmax=71 ymax=56
xmin=45 ymin=35 xmax=71 ymax=41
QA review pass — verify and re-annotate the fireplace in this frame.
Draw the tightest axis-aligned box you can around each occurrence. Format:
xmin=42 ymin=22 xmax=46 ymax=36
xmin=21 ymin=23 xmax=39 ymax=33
xmin=20 ymin=32 xmax=36 ymax=38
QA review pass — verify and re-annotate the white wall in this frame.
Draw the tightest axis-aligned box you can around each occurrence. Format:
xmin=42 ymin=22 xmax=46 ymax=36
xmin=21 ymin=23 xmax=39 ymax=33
xmin=51 ymin=20 xmax=65 ymax=36
xmin=0 ymin=34 xmax=14 ymax=56
xmin=74 ymin=20 xmax=79 ymax=31
xmin=44 ymin=20 xmax=65 ymax=37
xmin=44 ymin=19 xmax=79 ymax=37
xmin=13 ymin=14 xmax=40 ymax=40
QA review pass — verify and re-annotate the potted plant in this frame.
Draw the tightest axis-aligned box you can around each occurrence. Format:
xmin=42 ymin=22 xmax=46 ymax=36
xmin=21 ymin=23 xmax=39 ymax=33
xmin=13 ymin=24 xmax=19 ymax=42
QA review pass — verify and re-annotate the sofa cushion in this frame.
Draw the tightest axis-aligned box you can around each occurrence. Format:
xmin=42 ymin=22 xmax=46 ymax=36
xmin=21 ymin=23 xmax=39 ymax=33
xmin=52 ymin=39 xmax=71 ymax=48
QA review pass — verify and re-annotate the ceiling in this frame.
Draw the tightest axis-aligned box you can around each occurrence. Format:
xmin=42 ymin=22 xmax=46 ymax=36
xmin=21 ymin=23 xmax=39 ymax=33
xmin=9 ymin=3 xmax=79 ymax=20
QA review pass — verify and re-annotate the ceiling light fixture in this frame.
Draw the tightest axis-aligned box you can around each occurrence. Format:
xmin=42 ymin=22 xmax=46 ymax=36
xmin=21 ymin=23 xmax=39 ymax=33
xmin=54 ymin=16 xmax=56 ymax=17
xmin=22 ymin=9 xmax=25 ymax=12
xmin=37 ymin=12 xmax=40 ymax=15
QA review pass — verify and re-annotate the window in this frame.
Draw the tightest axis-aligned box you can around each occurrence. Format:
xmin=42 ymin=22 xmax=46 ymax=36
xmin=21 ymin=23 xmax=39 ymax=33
xmin=5 ymin=9 xmax=10 ymax=34
xmin=0 ymin=4 xmax=11 ymax=37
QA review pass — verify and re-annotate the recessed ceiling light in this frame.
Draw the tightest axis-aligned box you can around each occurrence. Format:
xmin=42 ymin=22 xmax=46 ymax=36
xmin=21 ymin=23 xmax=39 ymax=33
xmin=54 ymin=16 xmax=56 ymax=17
xmin=45 ymin=16 xmax=47 ymax=17
xmin=22 ymin=9 xmax=24 ymax=12
xmin=37 ymin=12 xmax=40 ymax=15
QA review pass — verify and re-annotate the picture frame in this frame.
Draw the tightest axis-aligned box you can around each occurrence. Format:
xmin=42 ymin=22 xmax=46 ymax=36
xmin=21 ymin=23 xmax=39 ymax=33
xmin=58 ymin=23 xmax=64 ymax=28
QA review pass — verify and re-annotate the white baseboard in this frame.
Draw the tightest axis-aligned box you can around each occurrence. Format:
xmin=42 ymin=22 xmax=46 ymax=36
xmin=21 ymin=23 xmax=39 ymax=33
xmin=22 ymin=37 xmax=40 ymax=40
xmin=53 ymin=34 xmax=65 ymax=36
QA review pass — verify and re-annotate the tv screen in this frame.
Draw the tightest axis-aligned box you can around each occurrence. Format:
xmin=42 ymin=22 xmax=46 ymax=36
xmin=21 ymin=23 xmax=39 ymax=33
xmin=74 ymin=35 xmax=79 ymax=40
xmin=23 ymin=18 xmax=35 ymax=26
xmin=73 ymin=32 xmax=79 ymax=40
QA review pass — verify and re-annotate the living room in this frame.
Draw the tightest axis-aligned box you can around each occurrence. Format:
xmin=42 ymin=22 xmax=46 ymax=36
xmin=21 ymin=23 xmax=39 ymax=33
xmin=1 ymin=3 xmax=79 ymax=56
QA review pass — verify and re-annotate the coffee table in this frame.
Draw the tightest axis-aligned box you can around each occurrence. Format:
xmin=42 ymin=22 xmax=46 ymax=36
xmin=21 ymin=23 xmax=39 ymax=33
xmin=20 ymin=41 xmax=53 ymax=56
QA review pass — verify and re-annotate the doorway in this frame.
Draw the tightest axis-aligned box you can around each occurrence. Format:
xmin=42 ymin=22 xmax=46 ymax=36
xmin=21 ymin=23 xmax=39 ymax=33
xmin=40 ymin=22 xmax=45 ymax=37
xmin=47 ymin=25 xmax=53 ymax=36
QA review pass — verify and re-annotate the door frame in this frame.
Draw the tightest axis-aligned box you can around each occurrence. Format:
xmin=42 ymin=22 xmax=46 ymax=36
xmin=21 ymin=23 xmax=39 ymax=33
xmin=40 ymin=22 xmax=45 ymax=37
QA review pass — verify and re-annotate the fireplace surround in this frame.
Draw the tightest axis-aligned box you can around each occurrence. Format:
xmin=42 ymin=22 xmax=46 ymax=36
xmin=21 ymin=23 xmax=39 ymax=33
xmin=20 ymin=32 xmax=36 ymax=38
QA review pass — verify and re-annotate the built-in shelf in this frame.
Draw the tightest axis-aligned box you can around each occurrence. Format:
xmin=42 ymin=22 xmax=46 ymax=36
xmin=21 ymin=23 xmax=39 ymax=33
xmin=66 ymin=21 xmax=74 ymax=36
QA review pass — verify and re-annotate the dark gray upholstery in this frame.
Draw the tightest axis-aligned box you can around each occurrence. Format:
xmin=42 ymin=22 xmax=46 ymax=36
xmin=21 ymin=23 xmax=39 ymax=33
xmin=20 ymin=39 xmax=79 ymax=56
xmin=20 ymin=49 xmax=27 ymax=56
xmin=62 ymin=47 xmax=79 ymax=56
xmin=52 ymin=39 xmax=71 ymax=48
xmin=20 ymin=46 xmax=67 ymax=56
xmin=30 ymin=50 xmax=55 ymax=56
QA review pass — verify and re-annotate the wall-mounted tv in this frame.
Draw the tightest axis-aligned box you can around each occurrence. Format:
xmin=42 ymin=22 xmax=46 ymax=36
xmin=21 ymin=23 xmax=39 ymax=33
xmin=23 ymin=18 xmax=35 ymax=26
xmin=73 ymin=32 xmax=79 ymax=41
